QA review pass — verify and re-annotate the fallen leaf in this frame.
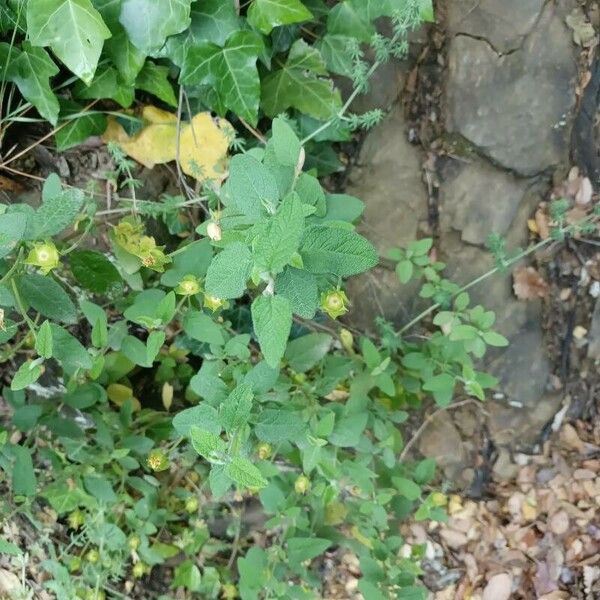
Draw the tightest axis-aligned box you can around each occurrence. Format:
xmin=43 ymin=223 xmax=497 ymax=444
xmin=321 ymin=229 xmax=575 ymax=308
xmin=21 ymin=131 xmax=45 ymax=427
xmin=549 ymin=510 xmax=569 ymax=535
xmin=102 ymin=106 xmax=232 ymax=181
xmin=534 ymin=208 xmax=551 ymax=239
xmin=482 ymin=573 xmax=512 ymax=600
xmin=513 ymin=266 xmax=549 ymax=300
xmin=575 ymin=177 xmax=593 ymax=205
xmin=0 ymin=568 xmax=21 ymax=595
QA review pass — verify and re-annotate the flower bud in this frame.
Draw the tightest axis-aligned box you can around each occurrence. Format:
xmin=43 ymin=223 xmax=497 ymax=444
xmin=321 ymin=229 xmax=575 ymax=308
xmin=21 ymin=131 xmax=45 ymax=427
xmin=25 ymin=241 xmax=60 ymax=274
xmin=339 ymin=328 xmax=354 ymax=354
xmin=204 ymin=294 xmax=226 ymax=312
xmin=128 ymin=535 xmax=141 ymax=551
xmin=185 ymin=496 xmax=199 ymax=514
xmin=175 ymin=274 xmax=201 ymax=296
xmin=256 ymin=442 xmax=272 ymax=460
xmin=320 ymin=289 xmax=349 ymax=319
xmin=68 ymin=510 xmax=84 ymax=530
xmin=146 ymin=449 xmax=169 ymax=472
xmin=85 ymin=549 xmax=100 ymax=564
xmin=206 ymin=221 xmax=222 ymax=241
xmin=294 ymin=474 xmax=310 ymax=495
xmin=132 ymin=562 xmax=148 ymax=579
xmin=221 ymin=583 xmax=238 ymax=599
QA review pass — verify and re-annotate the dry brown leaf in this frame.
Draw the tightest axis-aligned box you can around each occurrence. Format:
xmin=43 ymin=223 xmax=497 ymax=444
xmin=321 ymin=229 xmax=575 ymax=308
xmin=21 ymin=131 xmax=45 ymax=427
xmin=0 ymin=568 xmax=21 ymax=595
xmin=575 ymin=176 xmax=593 ymax=205
xmin=482 ymin=573 xmax=512 ymax=600
xmin=513 ymin=266 xmax=549 ymax=300
xmin=534 ymin=208 xmax=551 ymax=239
xmin=102 ymin=106 xmax=232 ymax=181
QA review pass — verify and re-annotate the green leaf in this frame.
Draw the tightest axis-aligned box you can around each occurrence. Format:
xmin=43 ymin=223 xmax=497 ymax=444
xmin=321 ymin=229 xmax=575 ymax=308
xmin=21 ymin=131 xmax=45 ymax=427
xmin=160 ymin=239 xmax=213 ymax=287
xmin=73 ymin=65 xmax=134 ymax=108
xmin=328 ymin=412 xmax=367 ymax=447
xmin=136 ymin=61 xmax=177 ymax=107
xmin=49 ymin=324 xmax=93 ymax=370
xmin=183 ymin=310 xmax=225 ymax=345
xmin=30 ymin=174 xmax=84 ymax=239
xmin=419 ymin=0 xmax=434 ymax=22
xmin=393 ymin=476 xmax=421 ymax=501
xmin=251 ymin=295 xmax=292 ymax=368
xmin=255 ymin=408 xmax=306 ymax=443
xmin=300 ymin=225 xmax=378 ymax=276
xmin=318 ymin=194 xmax=364 ymax=223
xmin=35 ymin=320 xmax=53 ymax=359
xmin=205 ymin=242 xmax=252 ymax=299
xmin=226 ymin=456 xmax=267 ymax=489
xmin=396 ymin=260 xmax=413 ymax=283
xmin=247 ymin=0 xmax=313 ymax=34
xmin=287 ymin=537 xmax=331 ymax=566
xmin=0 ymin=539 xmax=22 ymax=556
xmin=221 ymin=383 xmax=253 ymax=432
xmin=119 ymin=0 xmax=192 ymax=53
xmin=0 ymin=213 xmax=27 ymax=258
xmin=187 ymin=0 xmax=241 ymax=46
xmin=482 ymin=331 xmax=509 ymax=347
xmin=55 ymin=101 xmax=107 ymax=151
xmin=253 ymin=192 xmax=305 ymax=274
xmin=262 ymin=39 xmax=341 ymax=120
xmin=18 ymin=273 xmax=78 ymax=324
xmin=180 ymin=31 xmax=263 ymax=125
xmin=11 ymin=445 xmax=37 ymax=496
xmin=227 ymin=153 xmax=279 ymax=219
xmin=83 ymin=475 xmax=117 ymax=503
xmin=11 ymin=360 xmax=43 ymax=391
xmin=27 ymin=0 xmax=111 ymax=84
xmin=172 ymin=404 xmax=221 ymax=436
xmin=70 ymin=250 xmax=122 ymax=294
xmin=326 ymin=0 xmax=374 ymax=42
xmin=284 ymin=333 xmax=331 ymax=372
xmin=317 ymin=34 xmax=354 ymax=77
xmin=190 ymin=426 xmax=226 ymax=460
xmin=271 ymin=116 xmax=301 ymax=167
xmin=4 ymin=43 xmax=59 ymax=124
xmin=414 ymin=458 xmax=436 ymax=485
xmin=274 ymin=266 xmax=318 ymax=319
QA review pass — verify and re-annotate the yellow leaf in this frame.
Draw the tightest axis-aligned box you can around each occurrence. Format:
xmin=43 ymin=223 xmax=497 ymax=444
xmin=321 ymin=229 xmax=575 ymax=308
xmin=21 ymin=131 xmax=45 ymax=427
xmin=107 ymin=383 xmax=141 ymax=411
xmin=102 ymin=106 xmax=232 ymax=181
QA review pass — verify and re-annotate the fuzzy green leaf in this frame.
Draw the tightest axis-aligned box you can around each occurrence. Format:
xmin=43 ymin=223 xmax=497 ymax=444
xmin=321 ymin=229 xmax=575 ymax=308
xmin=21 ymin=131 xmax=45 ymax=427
xmin=0 ymin=213 xmax=27 ymax=259
xmin=205 ymin=243 xmax=252 ymax=300
xmin=70 ymin=250 xmax=122 ymax=294
xmin=18 ymin=273 xmax=78 ymax=324
xmin=284 ymin=333 xmax=332 ymax=372
xmin=251 ymin=294 xmax=292 ymax=368
xmin=35 ymin=320 xmax=53 ymax=359
xmin=183 ymin=311 xmax=225 ymax=345
xmin=221 ymin=383 xmax=253 ymax=433
xmin=226 ymin=456 xmax=267 ymax=489
xmin=299 ymin=225 xmax=378 ymax=276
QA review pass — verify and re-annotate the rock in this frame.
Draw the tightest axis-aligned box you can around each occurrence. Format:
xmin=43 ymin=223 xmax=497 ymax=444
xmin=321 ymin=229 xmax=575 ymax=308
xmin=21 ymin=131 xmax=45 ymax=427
xmin=345 ymin=103 xmax=428 ymax=332
xmin=587 ymin=299 xmax=600 ymax=360
xmin=438 ymin=158 xmax=531 ymax=245
xmin=447 ymin=0 xmax=545 ymax=53
xmin=446 ymin=3 xmax=577 ymax=175
xmin=418 ymin=415 xmax=468 ymax=479
xmin=483 ymin=573 xmax=513 ymax=600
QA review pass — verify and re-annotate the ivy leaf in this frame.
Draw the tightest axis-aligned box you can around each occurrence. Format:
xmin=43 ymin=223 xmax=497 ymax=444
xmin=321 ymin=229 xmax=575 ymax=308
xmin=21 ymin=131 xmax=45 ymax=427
xmin=317 ymin=34 xmax=354 ymax=77
xmin=261 ymin=39 xmax=341 ymax=119
xmin=4 ymin=42 xmax=59 ymax=124
xmin=326 ymin=0 xmax=374 ymax=42
xmin=95 ymin=0 xmax=146 ymax=84
xmin=221 ymin=383 xmax=253 ymax=433
xmin=27 ymin=0 xmax=111 ymax=84
xmin=119 ymin=0 xmax=192 ymax=53
xmin=73 ymin=66 xmax=134 ymax=108
xmin=226 ymin=456 xmax=267 ymax=489
xmin=247 ymin=0 xmax=313 ymax=34
xmin=54 ymin=100 xmax=107 ymax=151
xmin=136 ymin=61 xmax=177 ymax=107
xmin=18 ymin=273 xmax=78 ymax=324
xmin=299 ymin=225 xmax=378 ymax=276
xmin=187 ymin=0 xmax=241 ymax=46
xmin=274 ymin=267 xmax=318 ymax=319
xmin=253 ymin=192 xmax=305 ymax=275
xmin=180 ymin=31 xmax=263 ymax=125
xmin=227 ymin=153 xmax=279 ymax=219
xmin=205 ymin=243 xmax=252 ymax=300
xmin=251 ymin=294 xmax=292 ymax=368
